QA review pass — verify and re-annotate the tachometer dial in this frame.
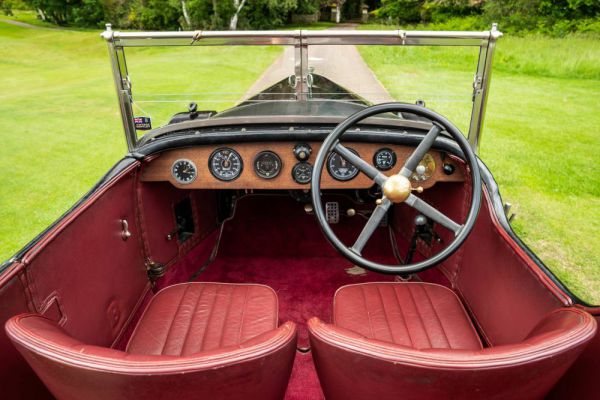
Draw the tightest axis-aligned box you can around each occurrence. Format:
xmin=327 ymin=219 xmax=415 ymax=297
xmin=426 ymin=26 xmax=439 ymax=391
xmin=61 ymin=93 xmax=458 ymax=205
xmin=209 ymin=148 xmax=243 ymax=181
xmin=254 ymin=151 xmax=282 ymax=179
xmin=171 ymin=159 xmax=197 ymax=184
xmin=327 ymin=148 xmax=360 ymax=181
xmin=373 ymin=148 xmax=397 ymax=171
xmin=292 ymin=162 xmax=313 ymax=184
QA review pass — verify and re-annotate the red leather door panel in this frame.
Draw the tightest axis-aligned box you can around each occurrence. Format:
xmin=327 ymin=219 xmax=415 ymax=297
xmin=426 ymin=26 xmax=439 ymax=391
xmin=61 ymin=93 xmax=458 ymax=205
xmin=0 ymin=163 xmax=149 ymax=398
xmin=20 ymin=169 xmax=149 ymax=346
xmin=455 ymin=197 xmax=568 ymax=345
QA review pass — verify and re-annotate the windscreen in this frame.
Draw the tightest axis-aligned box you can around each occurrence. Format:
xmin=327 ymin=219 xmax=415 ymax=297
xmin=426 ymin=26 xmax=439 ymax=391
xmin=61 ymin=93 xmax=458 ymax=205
xmin=124 ymin=41 xmax=480 ymax=135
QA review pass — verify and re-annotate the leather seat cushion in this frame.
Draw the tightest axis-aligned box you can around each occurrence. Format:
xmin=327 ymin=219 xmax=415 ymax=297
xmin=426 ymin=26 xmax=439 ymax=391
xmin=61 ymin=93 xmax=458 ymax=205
xmin=127 ymin=282 xmax=278 ymax=356
xmin=334 ymin=282 xmax=482 ymax=350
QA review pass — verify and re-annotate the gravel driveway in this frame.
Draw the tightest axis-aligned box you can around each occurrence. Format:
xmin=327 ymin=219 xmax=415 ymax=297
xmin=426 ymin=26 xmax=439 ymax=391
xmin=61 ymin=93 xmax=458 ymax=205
xmin=245 ymin=26 xmax=392 ymax=104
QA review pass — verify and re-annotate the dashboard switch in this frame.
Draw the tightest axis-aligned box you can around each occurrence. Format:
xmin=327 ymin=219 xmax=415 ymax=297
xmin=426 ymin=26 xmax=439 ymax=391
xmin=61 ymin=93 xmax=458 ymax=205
xmin=294 ymin=143 xmax=312 ymax=161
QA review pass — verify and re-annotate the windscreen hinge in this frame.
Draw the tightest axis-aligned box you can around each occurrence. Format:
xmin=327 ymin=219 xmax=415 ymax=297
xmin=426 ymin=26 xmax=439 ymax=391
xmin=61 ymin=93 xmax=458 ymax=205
xmin=472 ymin=74 xmax=483 ymax=101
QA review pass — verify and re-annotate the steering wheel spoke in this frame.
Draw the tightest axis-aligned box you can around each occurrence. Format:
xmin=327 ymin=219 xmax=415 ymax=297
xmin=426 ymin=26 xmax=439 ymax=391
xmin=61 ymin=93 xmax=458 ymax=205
xmin=350 ymin=198 xmax=392 ymax=255
xmin=311 ymin=103 xmax=481 ymax=274
xmin=405 ymin=194 xmax=462 ymax=234
xmin=400 ymin=124 xmax=442 ymax=177
xmin=334 ymin=143 xmax=387 ymax=186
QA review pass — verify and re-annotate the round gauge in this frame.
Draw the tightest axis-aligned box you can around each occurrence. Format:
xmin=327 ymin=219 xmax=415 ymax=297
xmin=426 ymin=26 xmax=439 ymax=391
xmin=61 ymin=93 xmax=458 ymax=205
xmin=208 ymin=148 xmax=243 ymax=181
xmin=373 ymin=148 xmax=397 ymax=171
xmin=327 ymin=148 xmax=360 ymax=181
xmin=171 ymin=159 xmax=197 ymax=184
xmin=411 ymin=153 xmax=436 ymax=181
xmin=254 ymin=151 xmax=282 ymax=179
xmin=292 ymin=162 xmax=313 ymax=184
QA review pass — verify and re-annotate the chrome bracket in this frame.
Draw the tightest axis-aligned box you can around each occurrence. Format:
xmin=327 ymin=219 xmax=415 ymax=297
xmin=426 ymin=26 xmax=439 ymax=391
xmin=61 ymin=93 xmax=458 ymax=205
xmin=120 ymin=219 xmax=132 ymax=241
xmin=398 ymin=30 xmax=407 ymax=45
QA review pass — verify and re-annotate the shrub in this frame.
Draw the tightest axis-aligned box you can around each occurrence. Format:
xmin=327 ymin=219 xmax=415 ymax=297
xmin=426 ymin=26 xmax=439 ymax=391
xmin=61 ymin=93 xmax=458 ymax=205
xmin=295 ymin=0 xmax=320 ymax=14
xmin=1 ymin=0 xmax=14 ymax=16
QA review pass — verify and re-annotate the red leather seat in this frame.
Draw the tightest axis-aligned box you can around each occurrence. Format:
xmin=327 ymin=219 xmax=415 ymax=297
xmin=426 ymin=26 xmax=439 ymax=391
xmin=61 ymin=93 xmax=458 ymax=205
xmin=6 ymin=282 xmax=297 ymax=400
xmin=333 ymin=282 xmax=483 ymax=350
xmin=309 ymin=282 xmax=597 ymax=400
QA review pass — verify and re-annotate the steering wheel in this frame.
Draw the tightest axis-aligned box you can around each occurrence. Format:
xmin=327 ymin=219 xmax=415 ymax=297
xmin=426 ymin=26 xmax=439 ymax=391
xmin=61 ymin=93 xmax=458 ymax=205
xmin=310 ymin=103 xmax=482 ymax=274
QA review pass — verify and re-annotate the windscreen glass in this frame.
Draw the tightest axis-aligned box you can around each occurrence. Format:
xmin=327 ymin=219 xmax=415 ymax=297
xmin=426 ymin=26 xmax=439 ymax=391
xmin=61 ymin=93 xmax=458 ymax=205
xmin=124 ymin=41 xmax=480 ymax=135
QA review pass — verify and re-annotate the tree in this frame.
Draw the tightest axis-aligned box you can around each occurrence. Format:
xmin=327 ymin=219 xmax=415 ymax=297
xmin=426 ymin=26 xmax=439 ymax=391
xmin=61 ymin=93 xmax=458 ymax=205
xmin=135 ymin=0 xmax=181 ymax=29
xmin=229 ymin=0 xmax=247 ymax=30
xmin=181 ymin=0 xmax=191 ymax=28
xmin=1 ymin=0 xmax=14 ymax=16
xmin=238 ymin=0 xmax=297 ymax=29
xmin=24 ymin=0 xmax=72 ymax=25
xmin=373 ymin=0 xmax=423 ymax=23
xmin=336 ymin=0 xmax=346 ymax=23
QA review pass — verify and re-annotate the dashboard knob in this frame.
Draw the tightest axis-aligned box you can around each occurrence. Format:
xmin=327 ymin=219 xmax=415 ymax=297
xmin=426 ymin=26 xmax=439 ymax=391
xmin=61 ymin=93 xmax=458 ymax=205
xmin=293 ymin=143 xmax=312 ymax=161
xmin=416 ymin=164 xmax=427 ymax=176
xmin=443 ymin=163 xmax=455 ymax=175
xmin=415 ymin=214 xmax=428 ymax=226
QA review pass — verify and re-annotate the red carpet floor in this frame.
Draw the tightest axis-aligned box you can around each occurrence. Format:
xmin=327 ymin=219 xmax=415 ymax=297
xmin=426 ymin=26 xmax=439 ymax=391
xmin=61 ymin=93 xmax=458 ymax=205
xmin=196 ymin=255 xmax=395 ymax=399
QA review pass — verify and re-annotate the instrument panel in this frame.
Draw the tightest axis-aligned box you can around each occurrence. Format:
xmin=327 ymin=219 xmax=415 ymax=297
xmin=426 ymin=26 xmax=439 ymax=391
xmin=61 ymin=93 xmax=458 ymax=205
xmin=141 ymin=142 xmax=465 ymax=189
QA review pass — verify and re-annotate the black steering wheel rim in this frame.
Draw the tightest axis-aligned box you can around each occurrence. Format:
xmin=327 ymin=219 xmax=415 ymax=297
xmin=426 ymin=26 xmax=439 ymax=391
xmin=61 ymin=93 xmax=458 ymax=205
xmin=310 ymin=102 xmax=482 ymax=274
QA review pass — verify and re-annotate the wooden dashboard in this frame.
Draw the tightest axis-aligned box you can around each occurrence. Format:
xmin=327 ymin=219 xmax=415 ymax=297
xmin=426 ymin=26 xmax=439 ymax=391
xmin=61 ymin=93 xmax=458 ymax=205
xmin=141 ymin=142 xmax=465 ymax=189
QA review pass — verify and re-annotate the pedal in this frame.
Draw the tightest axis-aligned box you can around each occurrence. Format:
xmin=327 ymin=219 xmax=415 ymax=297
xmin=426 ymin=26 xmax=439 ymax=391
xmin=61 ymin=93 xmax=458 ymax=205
xmin=325 ymin=202 xmax=339 ymax=224
xmin=346 ymin=265 xmax=367 ymax=276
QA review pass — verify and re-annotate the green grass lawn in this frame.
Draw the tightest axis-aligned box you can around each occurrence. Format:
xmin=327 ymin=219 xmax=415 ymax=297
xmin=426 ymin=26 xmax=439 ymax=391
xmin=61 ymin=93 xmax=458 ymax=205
xmin=1 ymin=15 xmax=598 ymax=304
xmin=0 ymin=16 xmax=281 ymax=264
xmin=359 ymin=25 xmax=600 ymax=303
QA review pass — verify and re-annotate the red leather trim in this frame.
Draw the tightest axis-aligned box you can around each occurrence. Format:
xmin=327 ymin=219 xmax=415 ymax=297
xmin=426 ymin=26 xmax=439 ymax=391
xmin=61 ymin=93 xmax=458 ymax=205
xmin=580 ymin=305 xmax=600 ymax=315
xmin=0 ymin=260 xmax=25 ymax=287
xmin=6 ymin=315 xmax=296 ymax=374
xmin=309 ymin=307 xmax=596 ymax=368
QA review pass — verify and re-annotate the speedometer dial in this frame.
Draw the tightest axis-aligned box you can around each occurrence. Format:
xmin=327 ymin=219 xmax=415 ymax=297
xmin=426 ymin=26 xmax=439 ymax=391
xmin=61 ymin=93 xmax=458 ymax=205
xmin=171 ymin=159 xmax=197 ymax=184
xmin=327 ymin=148 xmax=360 ymax=181
xmin=373 ymin=148 xmax=397 ymax=171
xmin=209 ymin=148 xmax=243 ymax=181
xmin=254 ymin=151 xmax=282 ymax=179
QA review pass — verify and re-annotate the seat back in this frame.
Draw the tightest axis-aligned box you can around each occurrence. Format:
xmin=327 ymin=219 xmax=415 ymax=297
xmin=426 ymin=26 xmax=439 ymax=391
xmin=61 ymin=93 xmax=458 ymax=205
xmin=308 ymin=308 xmax=596 ymax=400
xmin=6 ymin=314 xmax=297 ymax=400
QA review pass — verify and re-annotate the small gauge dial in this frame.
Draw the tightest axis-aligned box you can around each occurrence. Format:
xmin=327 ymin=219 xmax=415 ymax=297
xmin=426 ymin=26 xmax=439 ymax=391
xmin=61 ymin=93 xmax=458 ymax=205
xmin=373 ymin=148 xmax=397 ymax=171
xmin=292 ymin=162 xmax=313 ymax=184
xmin=254 ymin=151 xmax=282 ymax=179
xmin=171 ymin=159 xmax=197 ymax=184
xmin=411 ymin=153 xmax=436 ymax=181
xmin=209 ymin=148 xmax=243 ymax=181
xmin=327 ymin=148 xmax=360 ymax=181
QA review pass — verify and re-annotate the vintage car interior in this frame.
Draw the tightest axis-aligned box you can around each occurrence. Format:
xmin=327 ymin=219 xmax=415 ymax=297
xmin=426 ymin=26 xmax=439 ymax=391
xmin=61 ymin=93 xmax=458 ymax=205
xmin=1 ymin=28 xmax=598 ymax=400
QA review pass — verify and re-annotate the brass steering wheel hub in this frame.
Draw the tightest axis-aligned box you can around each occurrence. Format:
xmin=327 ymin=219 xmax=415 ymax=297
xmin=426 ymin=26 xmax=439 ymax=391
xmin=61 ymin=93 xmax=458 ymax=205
xmin=382 ymin=174 xmax=412 ymax=203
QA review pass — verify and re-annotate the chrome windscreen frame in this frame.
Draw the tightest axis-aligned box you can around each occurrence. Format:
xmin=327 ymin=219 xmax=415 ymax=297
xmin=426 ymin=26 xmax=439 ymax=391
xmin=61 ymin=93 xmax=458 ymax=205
xmin=100 ymin=23 xmax=502 ymax=153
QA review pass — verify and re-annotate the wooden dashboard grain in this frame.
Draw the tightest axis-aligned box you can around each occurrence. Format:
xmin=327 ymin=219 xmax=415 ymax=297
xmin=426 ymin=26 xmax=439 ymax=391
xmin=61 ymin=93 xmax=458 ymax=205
xmin=141 ymin=142 xmax=465 ymax=190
